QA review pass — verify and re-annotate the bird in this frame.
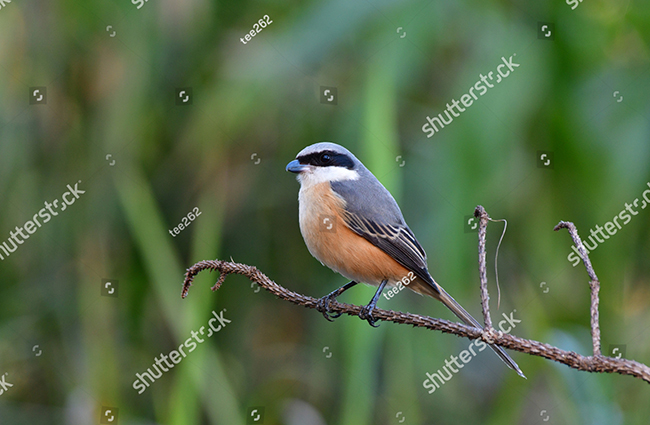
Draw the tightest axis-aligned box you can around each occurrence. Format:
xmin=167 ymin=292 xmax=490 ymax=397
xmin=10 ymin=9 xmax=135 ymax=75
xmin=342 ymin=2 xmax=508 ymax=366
xmin=286 ymin=142 xmax=525 ymax=378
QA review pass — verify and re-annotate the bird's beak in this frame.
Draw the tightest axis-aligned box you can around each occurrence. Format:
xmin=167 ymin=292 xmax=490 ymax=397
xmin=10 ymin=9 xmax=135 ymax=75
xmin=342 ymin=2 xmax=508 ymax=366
xmin=286 ymin=159 xmax=308 ymax=173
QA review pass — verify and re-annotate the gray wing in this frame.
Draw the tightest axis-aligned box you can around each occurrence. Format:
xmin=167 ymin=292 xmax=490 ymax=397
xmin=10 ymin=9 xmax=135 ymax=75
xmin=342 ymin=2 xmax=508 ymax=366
xmin=331 ymin=178 xmax=436 ymax=288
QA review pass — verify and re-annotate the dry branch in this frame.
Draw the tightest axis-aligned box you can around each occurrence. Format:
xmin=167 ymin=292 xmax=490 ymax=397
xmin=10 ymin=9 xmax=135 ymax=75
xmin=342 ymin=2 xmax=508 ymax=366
xmin=181 ymin=206 xmax=650 ymax=384
xmin=475 ymin=206 xmax=493 ymax=330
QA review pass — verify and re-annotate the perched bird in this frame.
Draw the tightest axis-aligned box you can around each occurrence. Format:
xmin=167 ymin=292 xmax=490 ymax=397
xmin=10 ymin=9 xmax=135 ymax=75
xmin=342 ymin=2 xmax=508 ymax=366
xmin=286 ymin=142 xmax=524 ymax=377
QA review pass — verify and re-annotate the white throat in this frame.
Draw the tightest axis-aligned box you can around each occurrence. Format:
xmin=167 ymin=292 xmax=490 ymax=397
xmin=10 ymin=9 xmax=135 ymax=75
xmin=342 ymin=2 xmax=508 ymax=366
xmin=297 ymin=166 xmax=360 ymax=189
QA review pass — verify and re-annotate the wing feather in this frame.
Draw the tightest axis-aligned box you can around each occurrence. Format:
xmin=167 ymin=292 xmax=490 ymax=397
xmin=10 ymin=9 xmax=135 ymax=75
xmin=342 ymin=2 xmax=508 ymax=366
xmin=341 ymin=209 xmax=435 ymax=288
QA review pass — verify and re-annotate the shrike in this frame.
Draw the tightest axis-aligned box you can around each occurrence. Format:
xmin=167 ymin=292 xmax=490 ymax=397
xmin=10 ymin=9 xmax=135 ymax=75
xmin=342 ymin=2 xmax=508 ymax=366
xmin=286 ymin=142 xmax=524 ymax=377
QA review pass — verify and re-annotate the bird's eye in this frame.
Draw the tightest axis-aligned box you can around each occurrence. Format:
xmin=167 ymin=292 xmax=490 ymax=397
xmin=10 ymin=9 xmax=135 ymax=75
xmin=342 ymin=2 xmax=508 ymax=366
xmin=320 ymin=154 xmax=331 ymax=163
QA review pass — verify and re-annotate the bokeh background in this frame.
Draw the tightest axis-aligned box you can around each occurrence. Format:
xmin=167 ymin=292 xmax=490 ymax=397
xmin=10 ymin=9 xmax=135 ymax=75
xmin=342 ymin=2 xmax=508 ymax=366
xmin=1 ymin=0 xmax=649 ymax=423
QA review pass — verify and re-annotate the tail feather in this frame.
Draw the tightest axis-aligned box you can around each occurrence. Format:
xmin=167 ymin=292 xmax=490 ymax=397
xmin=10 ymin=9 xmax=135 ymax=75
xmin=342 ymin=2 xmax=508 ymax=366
xmin=412 ymin=278 xmax=526 ymax=378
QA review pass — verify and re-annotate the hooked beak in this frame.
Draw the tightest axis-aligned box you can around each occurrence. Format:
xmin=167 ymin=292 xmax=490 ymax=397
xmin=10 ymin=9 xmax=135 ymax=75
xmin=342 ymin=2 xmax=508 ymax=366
xmin=286 ymin=159 xmax=308 ymax=173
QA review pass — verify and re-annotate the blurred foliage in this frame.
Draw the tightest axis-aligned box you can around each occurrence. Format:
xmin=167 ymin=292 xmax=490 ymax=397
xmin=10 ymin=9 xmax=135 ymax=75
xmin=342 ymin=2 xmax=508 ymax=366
xmin=1 ymin=0 xmax=650 ymax=424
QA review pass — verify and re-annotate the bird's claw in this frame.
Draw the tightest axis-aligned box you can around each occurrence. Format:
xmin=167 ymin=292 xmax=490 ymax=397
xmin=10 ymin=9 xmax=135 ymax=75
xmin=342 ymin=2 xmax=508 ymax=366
xmin=359 ymin=304 xmax=380 ymax=327
xmin=316 ymin=294 xmax=343 ymax=321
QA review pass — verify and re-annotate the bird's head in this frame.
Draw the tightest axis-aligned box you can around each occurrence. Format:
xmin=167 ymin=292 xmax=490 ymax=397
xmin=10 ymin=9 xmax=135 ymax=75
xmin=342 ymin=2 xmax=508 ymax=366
xmin=286 ymin=142 xmax=361 ymax=187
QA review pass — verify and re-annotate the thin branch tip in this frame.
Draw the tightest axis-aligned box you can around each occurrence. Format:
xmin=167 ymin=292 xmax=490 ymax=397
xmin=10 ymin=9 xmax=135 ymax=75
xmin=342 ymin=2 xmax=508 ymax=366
xmin=474 ymin=204 xmax=487 ymax=218
xmin=554 ymin=220 xmax=572 ymax=231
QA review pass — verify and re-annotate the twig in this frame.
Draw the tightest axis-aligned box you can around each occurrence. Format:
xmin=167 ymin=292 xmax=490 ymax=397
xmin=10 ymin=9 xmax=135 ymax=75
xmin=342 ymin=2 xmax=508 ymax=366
xmin=474 ymin=206 xmax=493 ymax=329
xmin=180 ymin=208 xmax=650 ymax=384
xmin=554 ymin=221 xmax=601 ymax=356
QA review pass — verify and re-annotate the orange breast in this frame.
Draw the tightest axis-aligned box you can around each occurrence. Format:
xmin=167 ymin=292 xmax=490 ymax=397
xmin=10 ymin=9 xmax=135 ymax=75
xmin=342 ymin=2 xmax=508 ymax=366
xmin=298 ymin=182 xmax=411 ymax=286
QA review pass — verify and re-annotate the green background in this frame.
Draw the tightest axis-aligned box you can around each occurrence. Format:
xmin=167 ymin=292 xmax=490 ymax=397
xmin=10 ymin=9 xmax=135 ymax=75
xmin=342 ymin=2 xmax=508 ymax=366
xmin=1 ymin=0 xmax=649 ymax=423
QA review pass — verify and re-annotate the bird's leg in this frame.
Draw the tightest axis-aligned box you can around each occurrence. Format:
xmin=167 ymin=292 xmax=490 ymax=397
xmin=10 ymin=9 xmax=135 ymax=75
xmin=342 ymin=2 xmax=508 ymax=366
xmin=317 ymin=281 xmax=358 ymax=321
xmin=359 ymin=279 xmax=388 ymax=327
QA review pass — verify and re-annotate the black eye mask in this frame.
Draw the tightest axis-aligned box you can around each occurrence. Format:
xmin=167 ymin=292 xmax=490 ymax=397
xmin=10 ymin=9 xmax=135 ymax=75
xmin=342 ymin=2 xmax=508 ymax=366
xmin=297 ymin=151 xmax=355 ymax=169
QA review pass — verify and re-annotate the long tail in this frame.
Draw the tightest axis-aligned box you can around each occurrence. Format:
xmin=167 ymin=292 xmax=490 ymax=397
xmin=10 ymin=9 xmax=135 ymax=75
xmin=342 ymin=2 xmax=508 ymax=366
xmin=412 ymin=278 xmax=526 ymax=378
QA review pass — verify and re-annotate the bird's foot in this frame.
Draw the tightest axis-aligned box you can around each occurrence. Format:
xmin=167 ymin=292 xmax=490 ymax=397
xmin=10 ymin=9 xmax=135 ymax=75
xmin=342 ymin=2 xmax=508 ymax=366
xmin=359 ymin=304 xmax=380 ymax=327
xmin=316 ymin=292 xmax=344 ymax=322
